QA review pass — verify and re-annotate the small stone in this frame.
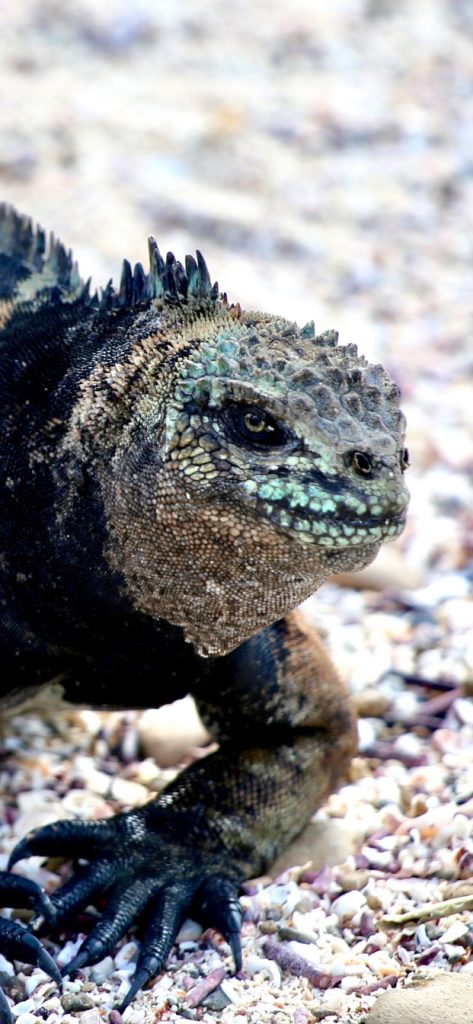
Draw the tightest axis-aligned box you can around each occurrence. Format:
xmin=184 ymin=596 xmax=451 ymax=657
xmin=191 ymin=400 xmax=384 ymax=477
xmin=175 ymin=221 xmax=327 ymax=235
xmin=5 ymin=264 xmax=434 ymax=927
xmin=114 ymin=941 xmax=139 ymax=969
xmin=14 ymin=804 xmax=74 ymax=837
xmin=56 ymin=937 xmax=86 ymax=972
xmin=0 ymin=973 xmax=26 ymax=1002
xmin=137 ymin=698 xmax=210 ymax=767
xmin=331 ymin=889 xmax=366 ymax=920
xmin=259 ymin=920 xmax=278 ymax=934
xmin=108 ymin=776 xmax=149 ymax=805
xmin=364 ymin=972 xmax=473 ymax=1023
xmin=11 ymin=1001 xmax=35 ymax=1018
xmin=89 ymin=956 xmax=115 ymax=982
xmin=176 ymin=919 xmax=203 ymax=943
xmin=42 ymin=998 xmax=61 ymax=1011
xmin=355 ymin=689 xmax=391 ymax=718
xmin=270 ymin=819 xmax=356 ymax=875
xmin=439 ymin=921 xmax=469 ymax=944
xmin=108 ymin=1011 xmax=124 ymax=1024
xmin=61 ymin=788 xmax=112 ymax=817
xmin=79 ymin=1009 xmax=102 ymax=1024
xmin=336 ymin=869 xmax=370 ymax=891
xmin=202 ymin=988 xmax=232 ymax=1010
xmin=61 ymin=992 xmax=95 ymax=1012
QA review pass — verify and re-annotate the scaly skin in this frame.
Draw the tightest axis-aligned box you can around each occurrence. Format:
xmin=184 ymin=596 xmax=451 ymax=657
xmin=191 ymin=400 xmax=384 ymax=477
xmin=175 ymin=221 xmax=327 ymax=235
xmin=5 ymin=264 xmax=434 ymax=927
xmin=0 ymin=204 xmax=409 ymax=1013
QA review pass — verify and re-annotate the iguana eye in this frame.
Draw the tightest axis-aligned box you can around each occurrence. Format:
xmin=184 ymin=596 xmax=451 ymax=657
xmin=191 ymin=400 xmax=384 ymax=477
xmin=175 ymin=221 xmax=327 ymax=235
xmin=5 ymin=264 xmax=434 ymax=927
xmin=225 ymin=404 xmax=288 ymax=448
xmin=400 ymin=447 xmax=409 ymax=471
xmin=351 ymin=450 xmax=372 ymax=476
xmin=243 ymin=410 xmax=271 ymax=433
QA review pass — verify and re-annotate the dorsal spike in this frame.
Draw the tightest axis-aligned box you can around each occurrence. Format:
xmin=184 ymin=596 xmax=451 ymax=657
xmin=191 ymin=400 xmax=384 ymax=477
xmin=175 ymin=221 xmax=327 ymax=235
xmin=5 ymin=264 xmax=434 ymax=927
xmin=186 ymin=251 xmax=216 ymax=300
xmin=163 ymin=252 xmax=178 ymax=299
xmin=99 ymin=279 xmax=115 ymax=310
xmin=132 ymin=262 xmax=147 ymax=303
xmin=69 ymin=260 xmax=82 ymax=292
xmin=119 ymin=259 xmax=133 ymax=308
xmin=81 ymin=277 xmax=93 ymax=302
xmin=315 ymin=329 xmax=339 ymax=347
xmin=174 ymin=260 xmax=188 ymax=299
xmin=196 ymin=250 xmax=212 ymax=296
xmin=147 ymin=237 xmax=165 ymax=299
xmin=32 ymin=225 xmax=46 ymax=267
xmin=301 ymin=320 xmax=315 ymax=338
xmin=18 ymin=215 xmax=34 ymax=257
xmin=49 ymin=235 xmax=78 ymax=290
xmin=185 ymin=254 xmax=199 ymax=296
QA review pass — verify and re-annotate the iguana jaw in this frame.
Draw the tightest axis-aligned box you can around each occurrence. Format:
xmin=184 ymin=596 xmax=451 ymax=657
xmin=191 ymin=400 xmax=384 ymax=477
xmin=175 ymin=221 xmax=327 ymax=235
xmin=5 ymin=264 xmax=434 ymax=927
xmin=102 ymin=456 xmax=389 ymax=657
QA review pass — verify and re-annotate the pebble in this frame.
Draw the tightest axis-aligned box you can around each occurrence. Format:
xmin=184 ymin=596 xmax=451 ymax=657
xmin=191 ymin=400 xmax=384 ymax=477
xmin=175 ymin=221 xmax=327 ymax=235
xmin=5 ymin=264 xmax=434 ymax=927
xmin=89 ymin=956 xmax=115 ymax=982
xmin=438 ymin=921 xmax=469 ymax=945
xmin=176 ymin=919 xmax=203 ymax=943
xmin=23 ymin=975 xmax=52 ymax=997
xmin=244 ymin=954 xmax=282 ymax=985
xmin=61 ymin=788 xmax=112 ymax=818
xmin=56 ymin=939 xmax=85 ymax=971
xmin=13 ymin=801 xmax=73 ymax=838
xmin=78 ymin=1010 xmax=102 ymax=1024
xmin=331 ymin=890 xmax=366 ymax=920
xmin=11 ymin=1001 xmax=35 ymax=1017
xmin=137 ymin=699 xmax=210 ymax=767
xmin=185 ymin=967 xmax=226 ymax=1008
xmin=355 ymin=689 xmax=391 ymax=718
xmin=364 ymin=972 xmax=473 ymax=1023
xmin=114 ymin=942 xmax=139 ymax=970
xmin=271 ymin=818 xmax=356 ymax=874
xmin=0 ymin=974 xmax=26 ymax=1002
xmin=61 ymin=993 xmax=96 ymax=1012
xmin=73 ymin=757 xmax=149 ymax=807
xmin=42 ymin=998 xmax=62 ymax=1011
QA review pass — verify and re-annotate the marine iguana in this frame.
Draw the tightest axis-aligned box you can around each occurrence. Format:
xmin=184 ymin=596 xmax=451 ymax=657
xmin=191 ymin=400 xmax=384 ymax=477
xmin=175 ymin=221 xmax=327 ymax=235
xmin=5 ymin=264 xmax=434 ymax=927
xmin=0 ymin=204 xmax=409 ymax=1016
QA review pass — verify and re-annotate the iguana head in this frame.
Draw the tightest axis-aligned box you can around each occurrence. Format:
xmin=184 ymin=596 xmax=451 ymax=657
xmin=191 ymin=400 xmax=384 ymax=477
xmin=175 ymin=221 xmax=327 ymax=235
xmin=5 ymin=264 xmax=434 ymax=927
xmin=164 ymin=317 xmax=409 ymax=552
xmin=90 ymin=256 xmax=409 ymax=656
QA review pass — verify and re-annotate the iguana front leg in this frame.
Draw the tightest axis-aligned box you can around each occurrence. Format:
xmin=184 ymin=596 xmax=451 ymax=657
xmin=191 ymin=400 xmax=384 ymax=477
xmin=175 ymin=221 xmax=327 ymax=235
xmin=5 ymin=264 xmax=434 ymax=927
xmin=8 ymin=611 xmax=356 ymax=1009
xmin=193 ymin=609 xmax=357 ymax=871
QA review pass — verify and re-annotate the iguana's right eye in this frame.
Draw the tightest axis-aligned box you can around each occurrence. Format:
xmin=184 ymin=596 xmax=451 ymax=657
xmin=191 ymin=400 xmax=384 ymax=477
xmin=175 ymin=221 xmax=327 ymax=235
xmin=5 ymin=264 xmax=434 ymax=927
xmin=224 ymin=403 xmax=288 ymax=449
xmin=243 ymin=409 xmax=269 ymax=433
xmin=350 ymin=450 xmax=372 ymax=476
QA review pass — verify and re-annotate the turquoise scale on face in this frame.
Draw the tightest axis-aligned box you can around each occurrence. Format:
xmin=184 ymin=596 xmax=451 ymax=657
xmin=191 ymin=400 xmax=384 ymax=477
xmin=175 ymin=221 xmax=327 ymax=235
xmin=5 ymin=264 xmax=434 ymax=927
xmin=165 ymin=316 xmax=409 ymax=549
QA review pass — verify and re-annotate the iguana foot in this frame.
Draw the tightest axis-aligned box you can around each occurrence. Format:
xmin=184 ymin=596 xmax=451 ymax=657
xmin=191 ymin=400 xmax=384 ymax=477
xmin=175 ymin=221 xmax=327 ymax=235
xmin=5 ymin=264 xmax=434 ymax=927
xmin=0 ymin=872 xmax=61 ymax=1024
xmin=9 ymin=815 xmax=243 ymax=1011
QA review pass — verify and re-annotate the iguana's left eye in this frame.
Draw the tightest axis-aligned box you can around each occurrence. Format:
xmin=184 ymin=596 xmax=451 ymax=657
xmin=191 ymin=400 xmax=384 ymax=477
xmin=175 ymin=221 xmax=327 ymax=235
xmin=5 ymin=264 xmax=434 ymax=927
xmin=243 ymin=410 xmax=272 ymax=433
xmin=400 ymin=447 xmax=409 ymax=471
xmin=225 ymin=404 xmax=288 ymax=448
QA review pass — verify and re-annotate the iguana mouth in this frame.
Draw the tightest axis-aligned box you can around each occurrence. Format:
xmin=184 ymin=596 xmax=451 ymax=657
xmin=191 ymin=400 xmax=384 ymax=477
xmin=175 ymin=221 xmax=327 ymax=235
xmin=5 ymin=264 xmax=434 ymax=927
xmin=268 ymin=507 xmax=407 ymax=547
